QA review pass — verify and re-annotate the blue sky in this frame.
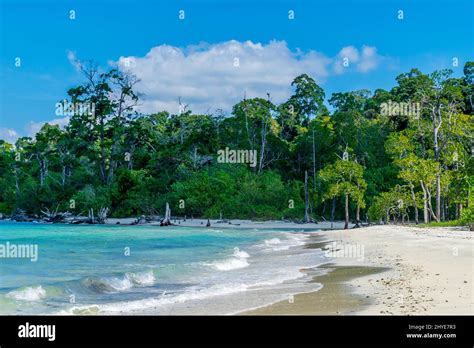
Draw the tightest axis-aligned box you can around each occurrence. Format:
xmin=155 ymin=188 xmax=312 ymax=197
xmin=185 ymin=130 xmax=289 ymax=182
xmin=0 ymin=0 xmax=472 ymax=142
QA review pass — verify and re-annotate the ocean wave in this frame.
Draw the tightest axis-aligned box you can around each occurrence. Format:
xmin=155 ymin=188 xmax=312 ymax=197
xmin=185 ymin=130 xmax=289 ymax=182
xmin=206 ymin=247 xmax=250 ymax=271
xmin=61 ymin=283 xmax=249 ymax=314
xmin=259 ymin=233 xmax=308 ymax=251
xmin=83 ymin=270 xmax=156 ymax=293
xmin=264 ymin=238 xmax=281 ymax=245
xmin=128 ymin=270 xmax=156 ymax=286
xmin=233 ymin=247 xmax=249 ymax=258
xmin=57 ymin=242 xmax=327 ymax=315
xmin=212 ymin=258 xmax=249 ymax=271
xmin=6 ymin=285 xmax=46 ymax=301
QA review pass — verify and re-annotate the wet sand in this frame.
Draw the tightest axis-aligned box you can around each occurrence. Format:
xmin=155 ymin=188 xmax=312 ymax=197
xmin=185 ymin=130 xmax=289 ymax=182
xmin=245 ymin=225 xmax=473 ymax=315
xmin=243 ymin=264 xmax=388 ymax=315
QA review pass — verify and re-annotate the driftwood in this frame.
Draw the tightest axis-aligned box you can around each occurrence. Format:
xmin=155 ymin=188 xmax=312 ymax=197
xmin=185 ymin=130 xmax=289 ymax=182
xmin=97 ymin=207 xmax=109 ymax=224
xmin=11 ymin=209 xmax=36 ymax=222
xmin=70 ymin=217 xmax=90 ymax=224
xmin=70 ymin=207 xmax=109 ymax=224
xmin=41 ymin=205 xmax=59 ymax=220
xmin=84 ymin=208 xmax=94 ymax=224
xmin=160 ymin=203 xmax=173 ymax=226
xmin=132 ymin=215 xmax=147 ymax=225
xmin=41 ymin=206 xmax=75 ymax=223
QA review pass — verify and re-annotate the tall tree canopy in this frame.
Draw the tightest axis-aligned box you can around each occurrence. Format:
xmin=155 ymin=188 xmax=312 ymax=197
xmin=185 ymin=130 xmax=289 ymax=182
xmin=0 ymin=64 xmax=472 ymax=228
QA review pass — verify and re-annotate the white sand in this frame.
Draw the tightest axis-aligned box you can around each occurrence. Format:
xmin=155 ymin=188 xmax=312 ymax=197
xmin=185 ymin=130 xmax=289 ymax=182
xmin=106 ymin=218 xmax=138 ymax=225
xmin=106 ymin=217 xmax=353 ymax=230
xmin=319 ymin=225 xmax=473 ymax=315
xmin=150 ymin=218 xmax=354 ymax=230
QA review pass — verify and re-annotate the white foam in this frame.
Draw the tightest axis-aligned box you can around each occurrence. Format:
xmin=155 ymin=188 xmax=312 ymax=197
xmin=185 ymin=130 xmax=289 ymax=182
xmin=264 ymin=238 xmax=281 ymax=245
xmin=233 ymin=247 xmax=249 ymax=258
xmin=258 ymin=233 xmax=308 ymax=251
xmin=128 ymin=270 xmax=155 ymax=286
xmin=61 ymin=283 xmax=249 ymax=314
xmin=206 ymin=247 xmax=251 ymax=271
xmin=107 ymin=276 xmax=134 ymax=291
xmin=212 ymin=257 xmax=249 ymax=271
xmin=57 ymin=233 xmax=325 ymax=315
xmin=104 ymin=270 xmax=156 ymax=292
xmin=6 ymin=285 xmax=46 ymax=302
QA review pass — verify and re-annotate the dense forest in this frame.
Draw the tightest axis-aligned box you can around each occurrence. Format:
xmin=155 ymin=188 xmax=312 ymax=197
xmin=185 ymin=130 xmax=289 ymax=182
xmin=0 ymin=62 xmax=473 ymax=228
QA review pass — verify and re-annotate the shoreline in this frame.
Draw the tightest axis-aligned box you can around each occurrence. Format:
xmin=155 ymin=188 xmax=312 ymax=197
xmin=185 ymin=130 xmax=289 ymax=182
xmin=2 ymin=220 xmax=471 ymax=315
xmin=242 ymin=225 xmax=472 ymax=315
xmin=243 ymin=263 xmax=389 ymax=315
xmin=2 ymin=218 xmax=355 ymax=230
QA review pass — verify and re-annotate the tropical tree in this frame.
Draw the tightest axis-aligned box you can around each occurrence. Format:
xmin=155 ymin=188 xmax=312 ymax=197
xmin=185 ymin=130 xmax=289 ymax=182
xmin=319 ymin=158 xmax=367 ymax=229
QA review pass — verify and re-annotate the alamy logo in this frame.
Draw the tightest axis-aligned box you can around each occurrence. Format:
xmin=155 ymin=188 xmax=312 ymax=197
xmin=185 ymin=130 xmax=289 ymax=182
xmin=380 ymin=100 xmax=420 ymax=118
xmin=217 ymin=147 xmax=257 ymax=167
xmin=0 ymin=242 xmax=38 ymax=262
xmin=324 ymin=241 xmax=365 ymax=261
xmin=18 ymin=322 xmax=55 ymax=341
xmin=55 ymin=99 xmax=95 ymax=117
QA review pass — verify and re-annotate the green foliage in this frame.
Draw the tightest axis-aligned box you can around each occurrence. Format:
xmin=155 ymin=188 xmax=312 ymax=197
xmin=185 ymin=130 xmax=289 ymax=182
xmin=319 ymin=159 xmax=367 ymax=206
xmin=368 ymin=185 xmax=413 ymax=222
xmin=417 ymin=220 xmax=465 ymax=228
xmin=171 ymin=166 xmax=291 ymax=219
xmin=460 ymin=176 xmax=474 ymax=226
xmin=0 ymin=65 xmax=472 ymax=225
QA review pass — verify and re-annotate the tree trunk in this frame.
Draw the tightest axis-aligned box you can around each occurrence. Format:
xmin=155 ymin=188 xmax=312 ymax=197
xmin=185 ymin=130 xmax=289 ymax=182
xmin=160 ymin=203 xmax=172 ymax=226
xmin=330 ymin=197 xmax=336 ymax=228
xmin=99 ymin=117 xmax=107 ymax=184
xmin=97 ymin=207 xmax=109 ymax=224
xmin=303 ymin=171 xmax=310 ymax=223
xmin=435 ymin=173 xmax=441 ymax=221
xmin=13 ymin=166 xmax=20 ymax=196
xmin=61 ymin=166 xmax=66 ymax=186
xmin=258 ymin=117 xmax=268 ymax=174
xmin=441 ymin=196 xmax=445 ymax=221
xmin=410 ymin=183 xmax=419 ymax=224
xmin=445 ymin=198 xmax=449 ymax=221
xmin=420 ymin=180 xmax=429 ymax=224
xmin=344 ymin=193 xmax=349 ymax=229
xmin=312 ymin=129 xmax=316 ymax=195
xmin=426 ymin=186 xmax=439 ymax=222
xmin=38 ymin=157 xmax=48 ymax=187
xmin=356 ymin=203 xmax=360 ymax=226
xmin=432 ymin=106 xmax=442 ymax=222
xmin=88 ymin=208 xmax=95 ymax=224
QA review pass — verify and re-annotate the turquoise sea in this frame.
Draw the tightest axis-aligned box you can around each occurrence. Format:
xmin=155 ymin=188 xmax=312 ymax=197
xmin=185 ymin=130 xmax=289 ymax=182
xmin=0 ymin=221 xmax=327 ymax=315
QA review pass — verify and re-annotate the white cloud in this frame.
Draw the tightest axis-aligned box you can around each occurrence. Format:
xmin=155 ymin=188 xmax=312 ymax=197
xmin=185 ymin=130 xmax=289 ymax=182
xmin=357 ymin=46 xmax=381 ymax=72
xmin=0 ymin=128 xmax=20 ymax=144
xmin=67 ymin=50 xmax=82 ymax=72
xmin=113 ymin=40 xmax=385 ymax=115
xmin=334 ymin=46 xmax=360 ymax=74
xmin=4 ymin=41 xmax=386 ymax=143
xmin=333 ymin=45 xmax=382 ymax=74
xmin=114 ymin=40 xmax=335 ymax=114
xmin=26 ymin=116 xmax=70 ymax=137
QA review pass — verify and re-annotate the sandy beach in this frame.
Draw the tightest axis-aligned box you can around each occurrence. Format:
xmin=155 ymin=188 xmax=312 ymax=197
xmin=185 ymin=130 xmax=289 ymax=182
xmin=107 ymin=217 xmax=354 ymax=230
xmin=245 ymin=225 xmax=473 ymax=315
